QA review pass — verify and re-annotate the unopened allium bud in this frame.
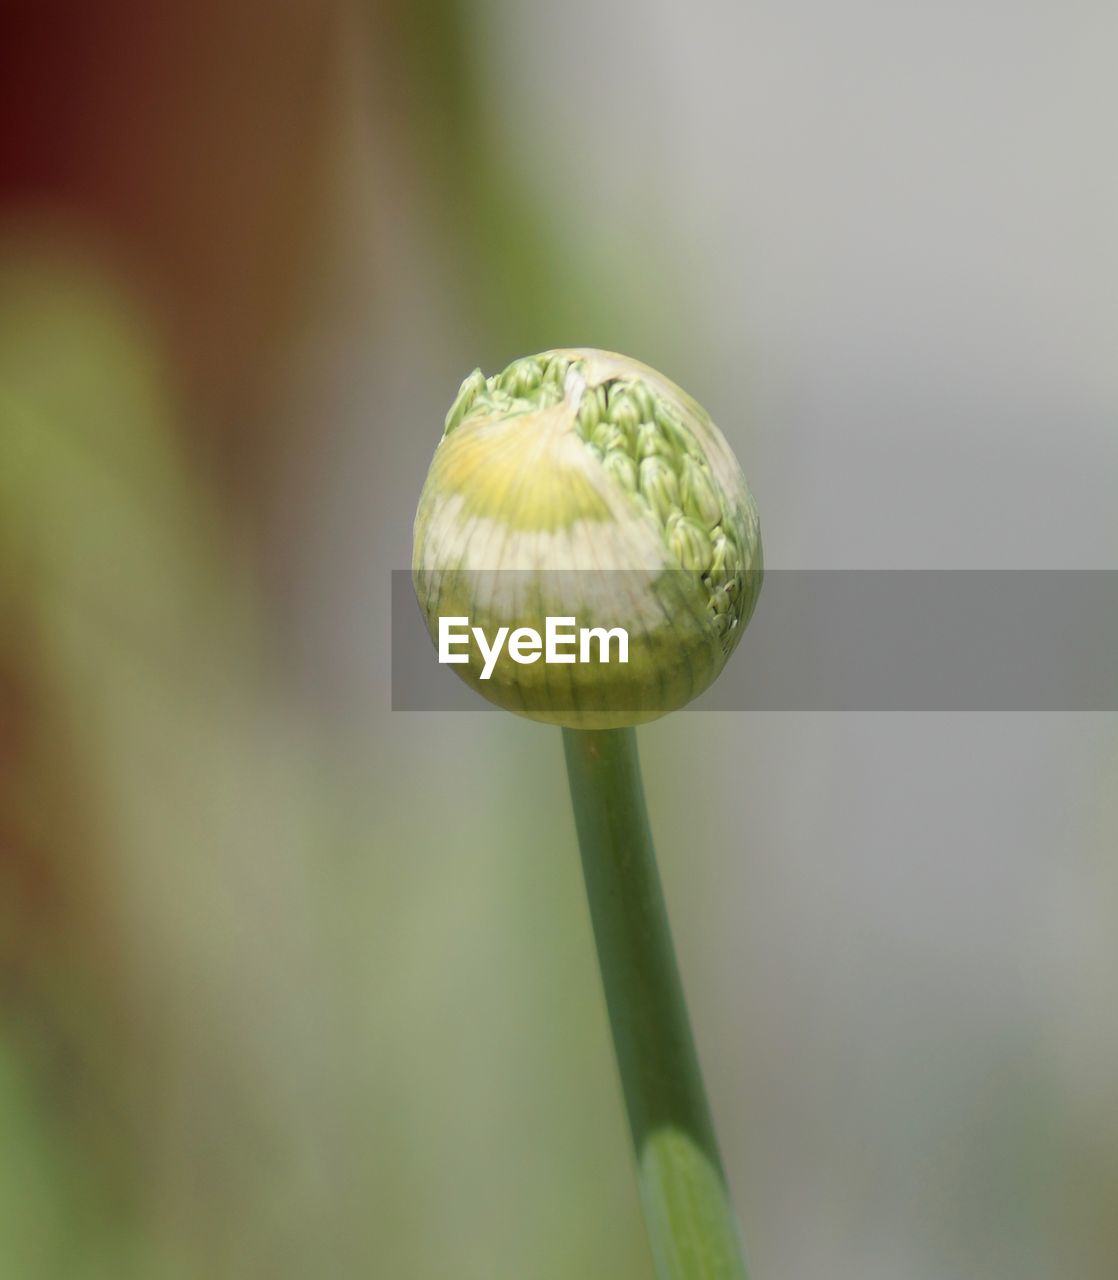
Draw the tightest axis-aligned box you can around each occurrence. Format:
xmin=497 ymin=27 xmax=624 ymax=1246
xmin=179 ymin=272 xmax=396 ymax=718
xmin=413 ymin=349 xmax=762 ymax=727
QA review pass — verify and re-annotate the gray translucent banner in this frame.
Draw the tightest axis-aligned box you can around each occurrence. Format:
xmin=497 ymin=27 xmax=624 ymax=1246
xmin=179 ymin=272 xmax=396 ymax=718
xmin=393 ymin=571 xmax=1118 ymax=712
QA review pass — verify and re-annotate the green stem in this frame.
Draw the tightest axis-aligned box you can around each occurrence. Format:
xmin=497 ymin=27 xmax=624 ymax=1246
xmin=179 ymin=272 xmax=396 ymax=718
xmin=562 ymin=727 xmax=749 ymax=1280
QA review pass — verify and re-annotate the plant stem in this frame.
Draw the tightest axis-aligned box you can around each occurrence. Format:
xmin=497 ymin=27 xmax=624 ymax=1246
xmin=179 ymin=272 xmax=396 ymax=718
xmin=562 ymin=726 xmax=749 ymax=1280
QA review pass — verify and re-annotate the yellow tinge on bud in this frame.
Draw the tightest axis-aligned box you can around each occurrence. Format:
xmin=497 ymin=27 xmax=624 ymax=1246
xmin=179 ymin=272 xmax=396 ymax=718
xmin=412 ymin=349 xmax=762 ymax=728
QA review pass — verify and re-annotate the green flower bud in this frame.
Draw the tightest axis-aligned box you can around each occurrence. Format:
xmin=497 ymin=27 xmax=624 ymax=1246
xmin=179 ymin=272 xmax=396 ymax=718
xmin=544 ymin=353 xmax=571 ymax=386
xmin=636 ymin=420 xmax=674 ymax=461
xmin=680 ymin=455 xmax=723 ymax=530
xmin=709 ymin=524 xmax=742 ymax=586
xmin=500 ymin=356 xmax=544 ymax=397
xmin=627 ymin=380 xmax=656 ymax=422
xmin=608 ymin=390 xmax=641 ymax=438
xmin=602 ymin=447 xmax=638 ymax=495
xmin=413 ymin=349 xmax=762 ymax=728
xmin=593 ymin=420 xmax=630 ymax=455
xmin=445 ymin=368 xmax=487 ymax=435
xmin=638 ymin=455 xmax=682 ymax=524
xmin=666 ymin=513 xmax=713 ymax=572
xmin=577 ymin=388 xmax=602 ymax=438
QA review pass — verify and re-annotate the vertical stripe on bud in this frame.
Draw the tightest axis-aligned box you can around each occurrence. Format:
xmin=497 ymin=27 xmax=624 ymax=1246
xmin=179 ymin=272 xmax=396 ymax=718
xmin=639 ymin=456 xmax=682 ymax=524
xmin=609 ymin=391 xmax=641 ymax=438
xmin=709 ymin=526 xmax=743 ymax=586
xmin=545 ymin=354 xmax=570 ymax=386
xmin=667 ymin=514 xmax=713 ymax=571
xmin=680 ymin=457 xmax=723 ymax=530
xmin=445 ymin=368 xmax=487 ymax=434
xmin=629 ymin=380 xmax=655 ymax=421
xmin=501 ymin=357 xmax=543 ymax=397
xmin=603 ymin=448 xmax=639 ymax=495
xmin=594 ymin=421 xmax=629 ymax=454
xmin=577 ymin=388 xmax=602 ymax=438
xmin=637 ymin=421 xmax=673 ymax=461
xmin=654 ymin=399 xmax=693 ymax=455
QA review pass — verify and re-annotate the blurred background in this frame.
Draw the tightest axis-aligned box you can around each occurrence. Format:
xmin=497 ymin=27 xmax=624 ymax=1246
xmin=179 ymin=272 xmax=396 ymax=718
xmin=1 ymin=2 xmax=1116 ymax=1277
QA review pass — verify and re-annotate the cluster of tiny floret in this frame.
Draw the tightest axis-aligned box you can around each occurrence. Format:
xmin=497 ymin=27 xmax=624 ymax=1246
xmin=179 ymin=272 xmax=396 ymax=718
xmin=444 ymin=353 xmax=748 ymax=639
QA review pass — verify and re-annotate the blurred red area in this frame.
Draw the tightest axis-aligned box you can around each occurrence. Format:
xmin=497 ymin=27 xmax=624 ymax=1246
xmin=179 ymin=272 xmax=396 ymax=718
xmin=0 ymin=2 xmax=342 ymax=455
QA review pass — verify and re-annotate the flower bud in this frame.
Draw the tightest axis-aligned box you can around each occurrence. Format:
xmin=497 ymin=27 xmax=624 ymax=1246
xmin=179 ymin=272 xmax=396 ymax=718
xmin=636 ymin=420 xmax=674 ymax=462
xmin=592 ymin=420 xmax=630 ymax=455
xmin=608 ymin=390 xmax=641 ymax=438
xmin=602 ymin=448 xmax=639 ymax=495
xmin=667 ymin=513 xmax=714 ymax=573
xmin=413 ymin=349 xmax=762 ymax=728
xmin=638 ymin=455 xmax=682 ymax=524
xmin=680 ymin=455 xmax=723 ymax=530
